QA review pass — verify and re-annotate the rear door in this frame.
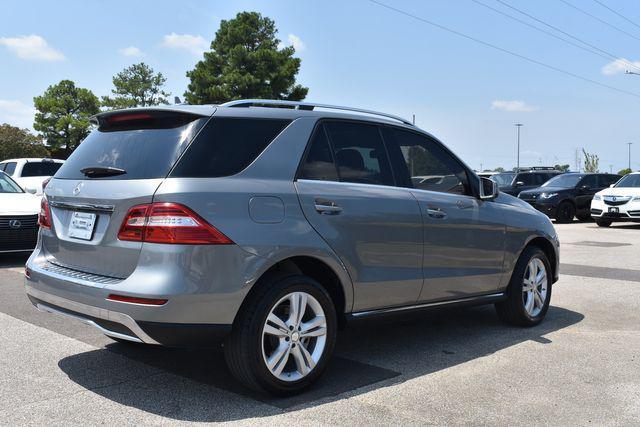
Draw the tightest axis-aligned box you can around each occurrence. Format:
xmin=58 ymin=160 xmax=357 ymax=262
xmin=575 ymin=174 xmax=598 ymax=214
xmin=381 ymin=126 xmax=506 ymax=302
xmin=295 ymin=120 xmax=424 ymax=312
xmin=42 ymin=111 xmax=209 ymax=278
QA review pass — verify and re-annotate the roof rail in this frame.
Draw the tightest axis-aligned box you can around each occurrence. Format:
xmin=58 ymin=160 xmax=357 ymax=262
xmin=219 ymin=99 xmax=414 ymax=126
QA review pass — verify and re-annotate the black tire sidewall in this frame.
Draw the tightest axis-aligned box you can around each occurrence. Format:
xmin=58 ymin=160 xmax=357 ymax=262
xmin=555 ymin=201 xmax=575 ymax=223
xmin=596 ymin=219 xmax=612 ymax=227
xmin=244 ymin=276 xmax=337 ymax=395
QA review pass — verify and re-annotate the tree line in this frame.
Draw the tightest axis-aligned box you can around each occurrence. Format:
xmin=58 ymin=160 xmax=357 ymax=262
xmin=1 ymin=12 xmax=307 ymax=160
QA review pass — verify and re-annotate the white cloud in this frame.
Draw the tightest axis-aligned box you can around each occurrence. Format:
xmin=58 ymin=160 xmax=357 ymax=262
xmin=0 ymin=99 xmax=36 ymax=129
xmin=118 ymin=46 xmax=143 ymax=57
xmin=288 ymin=34 xmax=305 ymax=51
xmin=601 ymin=58 xmax=640 ymax=75
xmin=491 ymin=100 xmax=539 ymax=112
xmin=0 ymin=35 xmax=65 ymax=61
xmin=161 ymin=33 xmax=207 ymax=56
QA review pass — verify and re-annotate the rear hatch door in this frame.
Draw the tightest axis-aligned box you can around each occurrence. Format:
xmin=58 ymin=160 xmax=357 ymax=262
xmin=42 ymin=109 xmax=211 ymax=279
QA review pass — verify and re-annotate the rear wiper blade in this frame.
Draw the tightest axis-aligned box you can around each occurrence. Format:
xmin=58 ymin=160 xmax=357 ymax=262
xmin=80 ymin=166 xmax=126 ymax=178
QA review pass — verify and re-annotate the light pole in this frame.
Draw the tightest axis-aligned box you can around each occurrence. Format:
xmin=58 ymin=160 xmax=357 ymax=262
xmin=515 ymin=123 xmax=523 ymax=171
xmin=628 ymin=142 xmax=633 ymax=171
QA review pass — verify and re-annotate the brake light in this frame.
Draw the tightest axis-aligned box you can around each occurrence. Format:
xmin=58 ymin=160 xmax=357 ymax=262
xmin=38 ymin=197 xmax=52 ymax=229
xmin=107 ymin=113 xmax=153 ymax=124
xmin=118 ymin=202 xmax=233 ymax=245
xmin=107 ymin=294 xmax=168 ymax=306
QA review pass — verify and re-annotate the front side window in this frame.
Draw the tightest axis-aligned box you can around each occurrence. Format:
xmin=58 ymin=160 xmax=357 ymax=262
xmin=383 ymin=127 xmax=469 ymax=195
xmin=3 ymin=162 xmax=16 ymax=176
xmin=579 ymin=175 xmax=598 ymax=188
xmin=323 ymin=121 xmax=394 ymax=186
xmin=298 ymin=125 xmax=338 ymax=181
xmin=516 ymin=174 xmax=538 ymax=186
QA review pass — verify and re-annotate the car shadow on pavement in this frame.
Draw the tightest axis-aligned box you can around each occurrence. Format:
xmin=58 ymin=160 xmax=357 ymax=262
xmin=0 ymin=253 xmax=30 ymax=269
xmin=58 ymin=304 xmax=583 ymax=422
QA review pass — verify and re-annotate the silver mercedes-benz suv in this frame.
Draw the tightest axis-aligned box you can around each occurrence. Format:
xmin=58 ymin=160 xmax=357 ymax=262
xmin=25 ymin=100 xmax=559 ymax=395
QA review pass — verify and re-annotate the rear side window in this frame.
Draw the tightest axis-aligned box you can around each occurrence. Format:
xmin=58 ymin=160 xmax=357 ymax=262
xmin=3 ymin=162 xmax=16 ymax=176
xmin=56 ymin=114 xmax=207 ymax=180
xmin=171 ymin=118 xmax=290 ymax=178
xmin=323 ymin=121 xmax=394 ymax=186
xmin=517 ymin=174 xmax=537 ymax=186
xmin=298 ymin=125 xmax=339 ymax=181
xmin=601 ymin=174 xmax=620 ymax=186
xmin=580 ymin=175 xmax=598 ymax=188
xmin=21 ymin=162 xmax=62 ymax=177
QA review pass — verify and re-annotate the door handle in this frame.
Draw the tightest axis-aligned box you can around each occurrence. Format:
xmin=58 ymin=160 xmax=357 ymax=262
xmin=456 ymin=200 xmax=474 ymax=209
xmin=426 ymin=208 xmax=447 ymax=219
xmin=314 ymin=198 xmax=343 ymax=215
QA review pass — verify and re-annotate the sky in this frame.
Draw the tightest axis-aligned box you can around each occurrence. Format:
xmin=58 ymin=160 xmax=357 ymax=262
xmin=1 ymin=0 xmax=640 ymax=172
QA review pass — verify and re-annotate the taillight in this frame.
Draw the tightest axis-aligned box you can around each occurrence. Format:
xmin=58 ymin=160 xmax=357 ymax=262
xmin=38 ymin=197 xmax=52 ymax=229
xmin=118 ymin=202 xmax=233 ymax=245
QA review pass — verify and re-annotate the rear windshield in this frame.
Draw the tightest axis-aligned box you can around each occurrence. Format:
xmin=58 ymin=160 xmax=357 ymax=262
xmin=170 ymin=118 xmax=291 ymax=178
xmin=21 ymin=161 xmax=62 ymax=177
xmin=55 ymin=115 xmax=207 ymax=180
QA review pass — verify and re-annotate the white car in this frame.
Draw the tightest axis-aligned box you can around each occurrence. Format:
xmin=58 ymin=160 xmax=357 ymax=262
xmin=0 ymin=158 xmax=64 ymax=195
xmin=590 ymin=172 xmax=640 ymax=227
xmin=0 ymin=171 xmax=41 ymax=253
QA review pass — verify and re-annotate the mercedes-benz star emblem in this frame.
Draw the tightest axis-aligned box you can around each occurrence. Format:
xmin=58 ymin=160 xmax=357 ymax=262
xmin=73 ymin=182 xmax=83 ymax=196
xmin=9 ymin=219 xmax=22 ymax=229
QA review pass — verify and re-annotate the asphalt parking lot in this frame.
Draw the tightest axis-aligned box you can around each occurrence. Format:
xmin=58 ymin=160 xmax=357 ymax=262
xmin=0 ymin=221 xmax=639 ymax=425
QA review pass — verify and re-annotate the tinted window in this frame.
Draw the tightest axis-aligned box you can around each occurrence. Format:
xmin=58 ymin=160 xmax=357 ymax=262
xmin=383 ymin=127 xmax=469 ymax=195
xmin=3 ymin=162 xmax=16 ymax=176
xmin=492 ymin=173 xmax=515 ymax=186
xmin=0 ymin=163 xmax=4 ymax=171
xmin=172 ymin=118 xmax=290 ymax=178
xmin=516 ymin=173 xmax=537 ymax=186
xmin=579 ymin=175 xmax=598 ymax=188
xmin=298 ymin=125 xmax=338 ymax=181
xmin=600 ymin=174 xmax=621 ymax=186
xmin=323 ymin=121 xmax=394 ymax=186
xmin=543 ymin=174 xmax=583 ymax=188
xmin=57 ymin=116 xmax=207 ymax=180
xmin=21 ymin=162 xmax=62 ymax=177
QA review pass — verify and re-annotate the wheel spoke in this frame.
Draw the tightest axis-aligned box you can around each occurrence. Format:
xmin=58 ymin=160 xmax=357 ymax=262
xmin=291 ymin=345 xmax=311 ymax=376
xmin=299 ymin=342 xmax=316 ymax=370
xmin=533 ymin=290 xmax=544 ymax=309
xmin=267 ymin=342 xmax=291 ymax=375
xmin=268 ymin=313 xmax=288 ymax=331
xmin=535 ymin=269 xmax=546 ymax=286
xmin=525 ymin=290 xmax=535 ymax=313
xmin=522 ymin=279 xmax=534 ymax=292
xmin=288 ymin=292 xmax=308 ymax=326
xmin=264 ymin=324 xmax=288 ymax=337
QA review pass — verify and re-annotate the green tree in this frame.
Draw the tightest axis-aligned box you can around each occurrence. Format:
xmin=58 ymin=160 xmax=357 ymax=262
xmin=185 ymin=11 xmax=308 ymax=104
xmin=33 ymin=80 xmax=100 ymax=155
xmin=102 ymin=62 xmax=170 ymax=109
xmin=0 ymin=123 xmax=50 ymax=159
xmin=553 ymin=164 xmax=571 ymax=172
xmin=582 ymin=149 xmax=599 ymax=173
xmin=618 ymin=168 xmax=632 ymax=175
xmin=493 ymin=167 xmax=506 ymax=172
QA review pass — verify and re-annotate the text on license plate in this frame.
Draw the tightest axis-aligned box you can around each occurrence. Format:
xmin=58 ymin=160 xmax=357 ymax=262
xmin=608 ymin=207 xmax=619 ymax=213
xmin=68 ymin=211 xmax=96 ymax=240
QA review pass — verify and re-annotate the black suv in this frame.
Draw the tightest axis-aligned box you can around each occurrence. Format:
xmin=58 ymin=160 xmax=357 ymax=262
xmin=518 ymin=173 xmax=621 ymax=223
xmin=497 ymin=169 xmax=563 ymax=197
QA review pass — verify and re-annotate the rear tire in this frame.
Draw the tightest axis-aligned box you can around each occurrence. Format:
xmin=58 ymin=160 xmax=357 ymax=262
xmin=596 ymin=219 xmax=612 ymax=227
xmin=555 ymin=201 xmax=575 ymax=223
xmin=495 ymin=246 xmax=552 ymax=327
xmin=224 ymin=275 xmax=337 ymax=396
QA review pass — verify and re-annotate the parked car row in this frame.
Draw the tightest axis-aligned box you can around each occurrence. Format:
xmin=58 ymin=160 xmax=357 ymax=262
xmin=0 ymin=158 xmax=63 ymax=196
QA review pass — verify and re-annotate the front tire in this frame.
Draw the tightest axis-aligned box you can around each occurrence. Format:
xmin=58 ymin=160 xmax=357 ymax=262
xmin=596 ymin=219 xmax=612 ymax=227
xmin=224 ymin=275 xmax=337 ymax=396
xmin=495 ymin=247 xmax=552 ymax=327
xmin=555 ymin=201 xmax=575 ymax=223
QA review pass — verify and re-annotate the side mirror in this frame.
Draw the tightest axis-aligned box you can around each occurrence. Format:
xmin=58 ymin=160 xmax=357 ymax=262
xmin=515 ymin=181 xmax=524 ymax=187
xmin=480 ymin=177 xmax=499 ymax=201
xmin=25 ymin=187 xmax=37 ymax=194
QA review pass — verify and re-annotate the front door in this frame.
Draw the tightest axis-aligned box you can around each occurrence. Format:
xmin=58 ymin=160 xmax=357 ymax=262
xmin=381 ymin=126 xmax=506 ymax=302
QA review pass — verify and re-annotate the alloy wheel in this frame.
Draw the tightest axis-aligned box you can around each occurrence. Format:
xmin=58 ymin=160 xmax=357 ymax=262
xmin=261 ymin=291 xmax=327 ymax=382
xmin=522 ymin=258 xmax=548 ymax=317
